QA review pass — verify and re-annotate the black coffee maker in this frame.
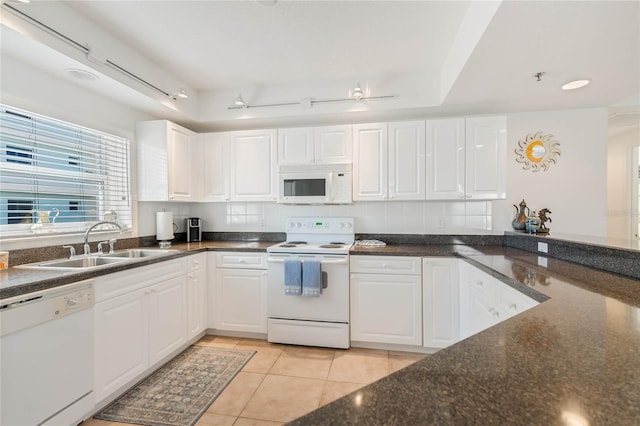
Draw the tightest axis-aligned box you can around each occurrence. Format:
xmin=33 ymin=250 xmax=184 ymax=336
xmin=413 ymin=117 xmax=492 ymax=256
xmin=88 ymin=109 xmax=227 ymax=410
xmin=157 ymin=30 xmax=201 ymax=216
xmin=186 ymin=218 xmax=202 ymax=242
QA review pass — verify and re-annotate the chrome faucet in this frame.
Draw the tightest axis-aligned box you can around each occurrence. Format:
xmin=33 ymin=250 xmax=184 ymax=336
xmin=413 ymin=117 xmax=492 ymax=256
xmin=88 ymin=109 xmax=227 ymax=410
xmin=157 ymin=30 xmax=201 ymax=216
xmin=84 ymin=221 xmax=123 ymax=256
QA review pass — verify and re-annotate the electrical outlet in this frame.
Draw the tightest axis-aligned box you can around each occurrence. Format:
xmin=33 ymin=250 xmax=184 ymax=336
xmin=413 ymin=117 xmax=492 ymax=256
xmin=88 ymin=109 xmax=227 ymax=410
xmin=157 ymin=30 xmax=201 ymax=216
xmin=538 ymin=256 xmax=548 ymax=268
xmin=538 ymin=242 xmax=548 ymax=253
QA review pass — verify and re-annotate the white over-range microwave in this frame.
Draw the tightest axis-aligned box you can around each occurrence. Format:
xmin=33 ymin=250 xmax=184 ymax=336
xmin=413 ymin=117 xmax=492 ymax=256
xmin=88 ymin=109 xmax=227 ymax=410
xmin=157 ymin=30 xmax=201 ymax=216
xmin=277 ymin=164 xmax=352 ymax=204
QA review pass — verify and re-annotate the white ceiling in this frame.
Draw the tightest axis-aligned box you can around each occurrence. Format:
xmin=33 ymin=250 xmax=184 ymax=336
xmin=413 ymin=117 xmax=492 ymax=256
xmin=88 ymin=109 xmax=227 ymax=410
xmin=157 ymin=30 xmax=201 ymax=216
xmin=1 ymin=0 xmax=639 ymax=130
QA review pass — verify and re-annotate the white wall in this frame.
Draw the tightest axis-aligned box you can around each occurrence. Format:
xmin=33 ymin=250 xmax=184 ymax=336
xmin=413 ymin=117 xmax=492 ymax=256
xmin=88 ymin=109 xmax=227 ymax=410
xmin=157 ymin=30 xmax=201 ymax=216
xmin=493 ymin=108 xmax=609 ymax=237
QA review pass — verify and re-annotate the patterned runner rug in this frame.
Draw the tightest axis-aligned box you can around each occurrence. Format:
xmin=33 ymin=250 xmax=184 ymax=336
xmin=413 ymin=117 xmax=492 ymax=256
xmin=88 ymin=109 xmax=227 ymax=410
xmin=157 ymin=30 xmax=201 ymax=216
xmin=95 ymin=345 xmax=255 ymax=426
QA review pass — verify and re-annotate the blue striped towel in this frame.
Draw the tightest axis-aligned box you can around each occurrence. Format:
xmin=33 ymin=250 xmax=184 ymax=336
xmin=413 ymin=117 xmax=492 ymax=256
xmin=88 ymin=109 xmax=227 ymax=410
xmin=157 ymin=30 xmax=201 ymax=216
xmin=302 ymin=260 xmax=322 ymax=297
xmin=284 ymin=259 xmax=302 ymax=295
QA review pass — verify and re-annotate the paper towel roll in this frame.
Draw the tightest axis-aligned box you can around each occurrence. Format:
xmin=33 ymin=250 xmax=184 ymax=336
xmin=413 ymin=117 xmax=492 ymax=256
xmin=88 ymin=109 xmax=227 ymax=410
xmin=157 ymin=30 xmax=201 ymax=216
xmin=156 ymin=211 xmax=175 ymax=241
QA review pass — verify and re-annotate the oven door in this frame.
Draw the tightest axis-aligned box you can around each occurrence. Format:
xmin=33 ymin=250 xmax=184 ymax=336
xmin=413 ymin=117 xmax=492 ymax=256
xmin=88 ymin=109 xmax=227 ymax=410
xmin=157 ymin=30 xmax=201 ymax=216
xmin=277 ymin=172 xmax=332 ymax=204
xmin=267 ymin=253 xmax=349 ymax=322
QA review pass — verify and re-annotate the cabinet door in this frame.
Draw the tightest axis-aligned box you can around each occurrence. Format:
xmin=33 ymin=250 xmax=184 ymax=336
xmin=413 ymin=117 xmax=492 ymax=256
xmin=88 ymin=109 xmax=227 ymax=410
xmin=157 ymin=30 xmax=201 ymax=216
xmin=167 ymin=123 xmax=195 ymax=201
xmin=230 ymin=130 xmax=277 ymax=201
xmin=187 ymin=255 xmax=207 ymax=339
xmin=201 ymin=132 xmax=230 ymax=202
xmin=350 ymin=273 xmax=422 ymax=346
xmin=423 ymin=258 xmax=459 ymax=349
xmin=314 ymin=125 xmax=352 ymax=164
xmin=94 ymin=288 xmax=149 ymax=402
xmin=148 ymin=275 xmax=187 ymax=366
xmin=353 ymin=123 xmax=388 ymax=201
xmin=388 ymin=121 xmax=426 ymax=200
xmin=215 ymin=268 xmax=267 ymax=333
xmin=465 ymin=116 xmax=506 ymax=199
xmin=426 ymin=118 xmax=465 ymax=200
xmin=278 ymin=127 xmax=314 ymax=164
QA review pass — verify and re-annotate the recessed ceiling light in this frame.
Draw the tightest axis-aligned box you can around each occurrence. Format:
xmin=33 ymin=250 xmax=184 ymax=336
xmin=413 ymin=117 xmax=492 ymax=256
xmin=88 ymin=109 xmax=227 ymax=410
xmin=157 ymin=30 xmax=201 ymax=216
xmin=562 ymin=79 xmax=590 ymax=90
xmin=65 ymin=68 xmax=99 ymax=82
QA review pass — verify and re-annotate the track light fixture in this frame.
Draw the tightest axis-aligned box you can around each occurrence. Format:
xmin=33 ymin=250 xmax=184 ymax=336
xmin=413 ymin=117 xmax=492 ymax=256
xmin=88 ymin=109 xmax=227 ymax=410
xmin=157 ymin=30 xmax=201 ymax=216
xmin=228 ymin=84 xmax=395 ymax=110
xmin=171 ymin=89 xmax=188 ymax=100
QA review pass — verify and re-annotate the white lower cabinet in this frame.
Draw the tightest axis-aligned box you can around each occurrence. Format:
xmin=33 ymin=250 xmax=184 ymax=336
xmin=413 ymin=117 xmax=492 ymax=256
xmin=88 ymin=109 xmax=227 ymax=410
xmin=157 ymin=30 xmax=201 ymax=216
xmin=148 ymin=276 xmax=187 ymax=365
xmin=187 ymin=253 xmax=207 ymax=339
xmin=350 ymin=256 xmax=422 ymax=346
xmin=422 ymin=258 xmax=460 ymax=349
xmin=93 ymin=255 xmax=199 ymax=405
xmin=94 ymin=287 xmax=149 ymax=403
xmin=214 ymin=252 xmax=268 ymax=334
xmin=459 ymin=260 xmax=538 ymax=340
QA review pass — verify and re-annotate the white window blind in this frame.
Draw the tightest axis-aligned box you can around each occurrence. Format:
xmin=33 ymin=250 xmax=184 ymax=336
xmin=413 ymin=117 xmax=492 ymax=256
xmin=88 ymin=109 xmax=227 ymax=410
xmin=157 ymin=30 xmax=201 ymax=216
xmin=0 ymin=104 xmax=132 ymax=238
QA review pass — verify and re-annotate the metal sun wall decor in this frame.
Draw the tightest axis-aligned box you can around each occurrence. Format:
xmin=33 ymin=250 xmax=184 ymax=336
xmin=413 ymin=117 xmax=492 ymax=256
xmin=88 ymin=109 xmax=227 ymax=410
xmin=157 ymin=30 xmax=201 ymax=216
xmin=515 ymin=131 xmax=561 ymax=172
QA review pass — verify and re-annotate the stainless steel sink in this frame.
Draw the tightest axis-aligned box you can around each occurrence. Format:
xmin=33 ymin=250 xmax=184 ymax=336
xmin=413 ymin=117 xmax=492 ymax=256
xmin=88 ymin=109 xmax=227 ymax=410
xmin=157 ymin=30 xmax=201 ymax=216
xmin=15 ymin=249 xmax=179 ymax=271
xmin=101 ymin=249 xmax=179 ymax=258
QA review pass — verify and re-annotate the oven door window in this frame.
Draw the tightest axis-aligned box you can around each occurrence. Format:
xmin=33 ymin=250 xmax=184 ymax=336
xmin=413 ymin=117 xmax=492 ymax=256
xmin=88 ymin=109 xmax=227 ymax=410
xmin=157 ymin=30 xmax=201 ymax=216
xmin=283 ymin=178 xmax=326 ymax=197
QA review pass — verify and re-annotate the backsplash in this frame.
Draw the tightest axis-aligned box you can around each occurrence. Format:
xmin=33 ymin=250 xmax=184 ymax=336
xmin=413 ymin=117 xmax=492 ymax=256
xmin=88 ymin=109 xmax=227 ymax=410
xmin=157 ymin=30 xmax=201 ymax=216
xmin=188 ymin=200 xmax=494 ymax=235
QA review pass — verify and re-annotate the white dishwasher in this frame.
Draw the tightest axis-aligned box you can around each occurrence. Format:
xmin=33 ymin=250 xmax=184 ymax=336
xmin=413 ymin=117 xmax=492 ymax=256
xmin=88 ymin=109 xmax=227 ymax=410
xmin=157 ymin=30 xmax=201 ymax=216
xmin=1 ymin=280 xmax=94 ymax=426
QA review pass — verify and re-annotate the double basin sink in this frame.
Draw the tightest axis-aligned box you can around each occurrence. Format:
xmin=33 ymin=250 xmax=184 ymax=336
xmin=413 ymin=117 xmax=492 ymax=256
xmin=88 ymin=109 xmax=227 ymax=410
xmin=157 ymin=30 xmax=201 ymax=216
xmin=17 ymin=249 xmax=180 ymax=271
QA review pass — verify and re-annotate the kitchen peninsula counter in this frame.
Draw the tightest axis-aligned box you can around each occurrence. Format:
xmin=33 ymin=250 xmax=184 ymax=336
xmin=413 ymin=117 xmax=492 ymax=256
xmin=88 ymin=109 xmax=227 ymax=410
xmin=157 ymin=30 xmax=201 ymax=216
xmin=290 ymin=245 xmax=640 ymax=425
xmin=3 ymin=240 xmax=640 ymax=424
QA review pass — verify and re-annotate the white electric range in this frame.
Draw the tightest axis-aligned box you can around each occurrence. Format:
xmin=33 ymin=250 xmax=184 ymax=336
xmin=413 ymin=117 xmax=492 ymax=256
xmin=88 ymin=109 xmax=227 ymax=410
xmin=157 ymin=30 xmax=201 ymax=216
xmin=266 ymin=217 xmax=354 ymax=349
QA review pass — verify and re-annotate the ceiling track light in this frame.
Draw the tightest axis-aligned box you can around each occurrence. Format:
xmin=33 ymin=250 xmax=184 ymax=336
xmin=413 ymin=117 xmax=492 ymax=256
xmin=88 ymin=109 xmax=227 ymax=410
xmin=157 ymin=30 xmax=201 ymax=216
xmin=171 ymin=89 xmax=188 ymax=100
xmin=2 ymin=3 xmax=187 ymax=102
xmin=228 ymin=85 xmax=395 ymax=110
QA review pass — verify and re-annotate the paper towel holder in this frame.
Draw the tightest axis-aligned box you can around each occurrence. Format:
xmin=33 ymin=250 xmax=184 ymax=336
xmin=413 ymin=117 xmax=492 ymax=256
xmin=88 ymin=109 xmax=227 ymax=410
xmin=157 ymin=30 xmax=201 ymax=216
xmin=156 ymin=211 xmax=177 ymax=248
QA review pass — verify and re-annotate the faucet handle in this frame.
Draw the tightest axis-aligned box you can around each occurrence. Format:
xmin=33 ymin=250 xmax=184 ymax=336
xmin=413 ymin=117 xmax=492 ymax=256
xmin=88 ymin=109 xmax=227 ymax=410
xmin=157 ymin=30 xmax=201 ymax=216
xmin=108 ymin=239 xmax=117 ymax=254
xmin=62 ymin=245 xmax=76 ymax=258
xmin=97 ymin=241 xmax=109 ymax=255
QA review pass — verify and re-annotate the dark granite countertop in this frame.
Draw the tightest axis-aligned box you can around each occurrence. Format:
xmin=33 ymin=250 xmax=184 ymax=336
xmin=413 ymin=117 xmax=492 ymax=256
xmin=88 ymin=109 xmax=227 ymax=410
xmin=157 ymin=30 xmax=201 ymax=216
xmin=0 ymin=241 xmax=274 ymax=300
xmin=289 ymin=245 xmax=640 ymax=425
xmin=4 ymin=240 xmax=640 ymax=424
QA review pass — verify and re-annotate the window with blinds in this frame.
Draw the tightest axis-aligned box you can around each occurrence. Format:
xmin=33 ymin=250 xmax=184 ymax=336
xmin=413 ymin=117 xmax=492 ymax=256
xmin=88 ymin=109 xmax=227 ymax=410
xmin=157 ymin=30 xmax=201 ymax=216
xmin=0 ymin=104 xmax=132 ymax=239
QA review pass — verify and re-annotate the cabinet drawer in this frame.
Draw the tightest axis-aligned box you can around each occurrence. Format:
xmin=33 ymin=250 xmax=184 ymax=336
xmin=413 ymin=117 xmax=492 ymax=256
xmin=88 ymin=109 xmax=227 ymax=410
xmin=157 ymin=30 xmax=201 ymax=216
xmin=498 ymin=284 xmax=538 ymax=317
xmin=350 ymin=256 xmax=421 ymax=275
xmin=95 ymin=258 xmax=187 ymax=302
xmin=460 ymin=262 xmax=495 ymax=299
xmin=215 ymin=252 xmax=267 ymax=269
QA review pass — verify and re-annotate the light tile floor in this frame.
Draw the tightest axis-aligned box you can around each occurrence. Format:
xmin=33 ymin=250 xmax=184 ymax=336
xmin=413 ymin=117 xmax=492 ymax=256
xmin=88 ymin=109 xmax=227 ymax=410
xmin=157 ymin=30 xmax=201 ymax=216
xmin=82 ymin=336 xmax=426 ymax=426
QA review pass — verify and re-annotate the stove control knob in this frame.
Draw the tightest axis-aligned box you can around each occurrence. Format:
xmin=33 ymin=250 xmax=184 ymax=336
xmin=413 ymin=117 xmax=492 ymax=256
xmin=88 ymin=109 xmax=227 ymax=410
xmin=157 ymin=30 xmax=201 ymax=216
xmin=288 ymin=222 xmax=295 ymax=229
xmin=296 ymin=222 xmax=302 ymax=228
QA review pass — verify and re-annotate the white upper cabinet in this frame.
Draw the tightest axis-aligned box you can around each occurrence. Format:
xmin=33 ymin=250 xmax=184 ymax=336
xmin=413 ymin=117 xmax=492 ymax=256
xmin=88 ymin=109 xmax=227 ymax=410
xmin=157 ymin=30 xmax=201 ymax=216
xmin=465 ymin=116 xmax=507 ymax=199
xmin=278 ymin=125 xmax=352 ymax=164
xmin=201 ymin=130 xmax=277 ymax=202
xmin=201 ymin=132 xmax=231 ymax=202
xmin=230 ymin=130 xmax=278 ymax=201
xmin=353 ymin=121 xmax=425 ymax=201
xmin=353 ymin=123 xmax=388 ymax=201
xmin=388 ymin=121 xmax=426 ymax=200
xmin=426 ymin=118 xmax=465 ymax=200
xmin=278 ymin=127 xmax=315 ymax=164
xmin=426 ymin=116 xmax=506 ymax=200
xmin=314 ymin=125 xmax=353 ymax=164
xmin=137 ymin=120 xmax=197 ymax=202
